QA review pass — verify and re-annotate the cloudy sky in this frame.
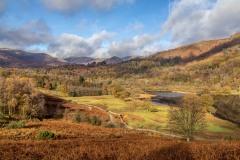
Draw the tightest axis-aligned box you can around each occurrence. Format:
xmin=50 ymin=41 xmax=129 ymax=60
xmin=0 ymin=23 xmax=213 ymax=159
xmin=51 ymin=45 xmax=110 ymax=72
xmin=0 ymin=0 xmax=239 ymax=58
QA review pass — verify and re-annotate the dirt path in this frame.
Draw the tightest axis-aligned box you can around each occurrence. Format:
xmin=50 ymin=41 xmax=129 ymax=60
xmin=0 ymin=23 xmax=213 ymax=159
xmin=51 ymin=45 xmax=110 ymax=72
xmin=72 ymin=100 xmax=183 ymax=139
xmin=75 ymin=102 xmax=118 ymax=126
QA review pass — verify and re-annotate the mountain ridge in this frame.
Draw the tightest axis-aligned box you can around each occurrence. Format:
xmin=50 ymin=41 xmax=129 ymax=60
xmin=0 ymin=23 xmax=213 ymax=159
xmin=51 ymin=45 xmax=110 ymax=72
xmin=0 ymin=48 xmax=66 ymax=68
xmin=1 ymin=32 xmax=240 ymax=68
xmin=149 ymin=32 xmax=240 ymax=62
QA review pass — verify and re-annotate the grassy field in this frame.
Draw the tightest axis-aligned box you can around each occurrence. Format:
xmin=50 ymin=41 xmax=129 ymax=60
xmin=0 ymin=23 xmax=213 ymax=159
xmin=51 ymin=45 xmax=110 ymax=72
xmin=65 ymin=95 xmax=128 ymax=111
xmin=39 ymin=89 xmax=240 ymax=140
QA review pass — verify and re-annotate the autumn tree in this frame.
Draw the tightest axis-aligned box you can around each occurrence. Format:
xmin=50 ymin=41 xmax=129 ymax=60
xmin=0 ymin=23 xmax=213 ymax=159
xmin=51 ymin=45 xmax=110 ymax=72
xmin=201 ymin=94 xmax=216 ymax=114
xmin=168 ymin=94 xmax=206 ymax=141
xmin=102 ymin=83 xmax=108 ymax=95
xmin=0 ymin=76 xmax=45 ymax=119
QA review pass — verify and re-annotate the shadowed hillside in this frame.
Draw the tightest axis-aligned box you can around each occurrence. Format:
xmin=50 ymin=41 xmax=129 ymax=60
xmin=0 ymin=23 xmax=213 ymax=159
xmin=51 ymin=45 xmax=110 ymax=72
xmin=150 ymin=32 xmax=240 ymax=63
xmin=0 ymin=48 xmax=66 ymax=68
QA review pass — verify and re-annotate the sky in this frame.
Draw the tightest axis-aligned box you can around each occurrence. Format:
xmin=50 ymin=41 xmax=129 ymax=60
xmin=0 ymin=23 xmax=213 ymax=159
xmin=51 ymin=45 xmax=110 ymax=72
xmin=0 ymin=0 xmax=240 ymax=58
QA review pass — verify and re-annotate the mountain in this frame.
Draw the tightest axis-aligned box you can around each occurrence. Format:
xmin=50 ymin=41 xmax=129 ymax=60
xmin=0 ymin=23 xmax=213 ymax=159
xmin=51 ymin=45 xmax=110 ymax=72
xmin=122 ymin=55 xmax=144 ymax=61
xmin=0 ymin=48 xmax=66 ymax=68
xmin=150 ymin=32 xmax=240 ymax=62
xmin=64 ymin=57 xmax=95 ymax=64
xmin=103 ymin=56 xmax=123 ymax=64
xmin=65 ymin=56 xmax=125 ymax=65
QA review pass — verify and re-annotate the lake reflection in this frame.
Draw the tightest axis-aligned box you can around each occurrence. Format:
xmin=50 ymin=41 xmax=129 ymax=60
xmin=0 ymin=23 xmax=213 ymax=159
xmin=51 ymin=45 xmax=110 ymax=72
xmin=151 ymin=91 xmax=185 ymax=106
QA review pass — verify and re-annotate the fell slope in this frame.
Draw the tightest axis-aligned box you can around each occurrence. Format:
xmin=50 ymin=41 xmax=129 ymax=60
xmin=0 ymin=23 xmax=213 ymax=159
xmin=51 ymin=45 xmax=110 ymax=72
xmin=150 ymin=32 xmax=240 ymax=62
xmin=103 ymin=56 xmax=123 ymax=64
xmin=0 ymin=48 xmax=66 ymax=68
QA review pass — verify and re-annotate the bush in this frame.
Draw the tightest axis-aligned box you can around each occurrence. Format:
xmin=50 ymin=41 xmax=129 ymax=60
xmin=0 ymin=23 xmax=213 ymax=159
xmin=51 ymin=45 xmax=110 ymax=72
xmin=103 ymin=122 xmax=115 ymax=128
xmin=5 ymin=121 xmax=26 ymax=129
xmin=155 ymin=125 xmax=162 ymax=131
xmin=73 ymin=113 xmax=81 ymax=122
xmin=72 ymin=110 xmax=86 ymax=123
xmin=0 ymin=114 xmax=5 ymax=119
xmin=89 ymin=115 xmax=101 ymax=126
xmin=35 ymin=130 xmax=55 ymax=140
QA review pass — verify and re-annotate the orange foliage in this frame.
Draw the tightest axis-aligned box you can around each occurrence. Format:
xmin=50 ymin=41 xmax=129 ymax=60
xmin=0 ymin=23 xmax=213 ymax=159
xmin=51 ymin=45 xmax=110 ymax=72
xmin=0 ymin=120 xmax=239 ymax=160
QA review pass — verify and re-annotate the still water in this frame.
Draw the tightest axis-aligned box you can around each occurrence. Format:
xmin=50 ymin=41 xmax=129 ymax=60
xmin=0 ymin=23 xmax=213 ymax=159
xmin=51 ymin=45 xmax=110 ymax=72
xmin=151 ymin=91 xmax=185 ymax=106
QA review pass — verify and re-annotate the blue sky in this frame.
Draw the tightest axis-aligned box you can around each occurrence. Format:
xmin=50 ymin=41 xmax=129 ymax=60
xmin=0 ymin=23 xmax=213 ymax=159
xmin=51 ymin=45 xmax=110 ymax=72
xmin=0 ymin=0 xmax=240 ymax=58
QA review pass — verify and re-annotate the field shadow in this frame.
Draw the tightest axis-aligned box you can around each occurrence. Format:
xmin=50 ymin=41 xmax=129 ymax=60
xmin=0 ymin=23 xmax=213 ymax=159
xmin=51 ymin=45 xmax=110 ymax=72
xmin=25 ymin=124 xmax=43 ymax=128
xmin=143 ymin=142 xmax=194 ymax=160
xmin=185 ymin=36 xmax=240 ymax=63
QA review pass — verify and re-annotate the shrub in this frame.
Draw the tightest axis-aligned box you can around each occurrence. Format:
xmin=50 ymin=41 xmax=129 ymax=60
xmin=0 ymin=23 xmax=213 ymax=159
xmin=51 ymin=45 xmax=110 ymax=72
xmin=155 ymin=125 xmax=162 ymax=131
xmin=5 ymin=121 xmax=26 ymax=129
xmin=227 ymin=136 xmax=233 ymax=141
xmin=35 ymin=130 xmax=55 ymax=140
xmin=89 ymin=115 xmax=101 ymax=126
xmin=72 ymin=110 xmax=86 ymax=123
xmin=0 ymin=114 xmax=5 ymax=119
xmin=103 ymin=122 xmax=115 ymax=128
xmin=73 ymin=113 xmax=81 ymax=122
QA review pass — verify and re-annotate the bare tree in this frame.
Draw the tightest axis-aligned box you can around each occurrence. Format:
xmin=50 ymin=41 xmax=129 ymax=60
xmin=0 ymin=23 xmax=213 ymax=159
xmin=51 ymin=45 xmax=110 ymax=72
xmin=168 ymin=94 xmax=206 ymax=141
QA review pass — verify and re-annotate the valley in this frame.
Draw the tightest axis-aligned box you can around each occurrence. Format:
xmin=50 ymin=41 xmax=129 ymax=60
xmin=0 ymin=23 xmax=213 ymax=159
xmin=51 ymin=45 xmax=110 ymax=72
xmin=0 ymin=33 xmax=240 ymax=159
xmin=39 ymin=89 xmax=240 ymax=140
xmin=1 ymin=1 xmax=240 ymax=159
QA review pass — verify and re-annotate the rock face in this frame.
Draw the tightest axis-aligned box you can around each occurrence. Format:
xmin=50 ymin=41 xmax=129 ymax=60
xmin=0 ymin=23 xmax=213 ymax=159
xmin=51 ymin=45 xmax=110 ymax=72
xmin=0 ymin=48 xmax=66 ymax=68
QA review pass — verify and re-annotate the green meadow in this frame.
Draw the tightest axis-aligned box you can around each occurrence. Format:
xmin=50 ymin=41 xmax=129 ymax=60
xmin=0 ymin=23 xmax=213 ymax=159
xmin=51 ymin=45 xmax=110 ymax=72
xmin=40 ymin=89 xmax=239 ymax=139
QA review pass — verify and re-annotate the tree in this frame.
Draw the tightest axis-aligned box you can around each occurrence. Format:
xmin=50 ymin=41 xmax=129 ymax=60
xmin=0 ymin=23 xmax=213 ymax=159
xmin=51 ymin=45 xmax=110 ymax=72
xmin=102 ymin=83 xmax=108 ymax=95
xmin=168 ymin=94 xmax=206 ymax=141
xmin=201 ymin=94 xmax=216 ymax=114
xmin=79 ymin=76 xmax=85 ymax=85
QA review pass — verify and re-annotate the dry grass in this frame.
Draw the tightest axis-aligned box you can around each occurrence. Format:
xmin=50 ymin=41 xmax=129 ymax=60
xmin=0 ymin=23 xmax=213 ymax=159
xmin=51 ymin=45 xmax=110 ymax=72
xmin=138 ymin=93 xmax=156 ymax=99
xmin=0 ymin=120 xmax=239 ymax=160
xmin=1 ymin=139 xmax=240 ymax=160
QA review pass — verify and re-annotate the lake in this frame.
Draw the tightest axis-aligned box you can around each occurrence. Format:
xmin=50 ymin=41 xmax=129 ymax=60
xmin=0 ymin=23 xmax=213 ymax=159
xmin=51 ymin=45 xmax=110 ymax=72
xmin=150 ymin=91 xmax=240 ymax=124
xmin=150 ymin=91 xmax=185 ymax=106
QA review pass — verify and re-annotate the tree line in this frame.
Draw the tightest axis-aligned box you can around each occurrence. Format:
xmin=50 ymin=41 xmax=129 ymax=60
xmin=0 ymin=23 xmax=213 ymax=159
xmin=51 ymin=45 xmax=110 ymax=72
xmin=0 ymin=76 xmax=44 ymax=119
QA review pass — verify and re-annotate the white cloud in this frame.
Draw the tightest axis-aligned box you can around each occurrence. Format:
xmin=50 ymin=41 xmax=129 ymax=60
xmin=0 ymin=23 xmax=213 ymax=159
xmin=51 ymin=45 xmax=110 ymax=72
xmin=0 ymin=19 xmax=53 ymax=49
xmin=108 ymin=34 xmax=159 ymax=57
xmin=23 ymin=19 xmax=51 ymax=32
xmin=41 ymin=0 xmax=135 ymax=13
xmin=41 ymin=0 xmax=84 ymax=13
xmin=47 ymin=30 xmax=115 ymax=58
xmin=47 ymin=31 xmax=161 ymax=58
xmin=163 ymin=0 xmax=240 ymax=46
